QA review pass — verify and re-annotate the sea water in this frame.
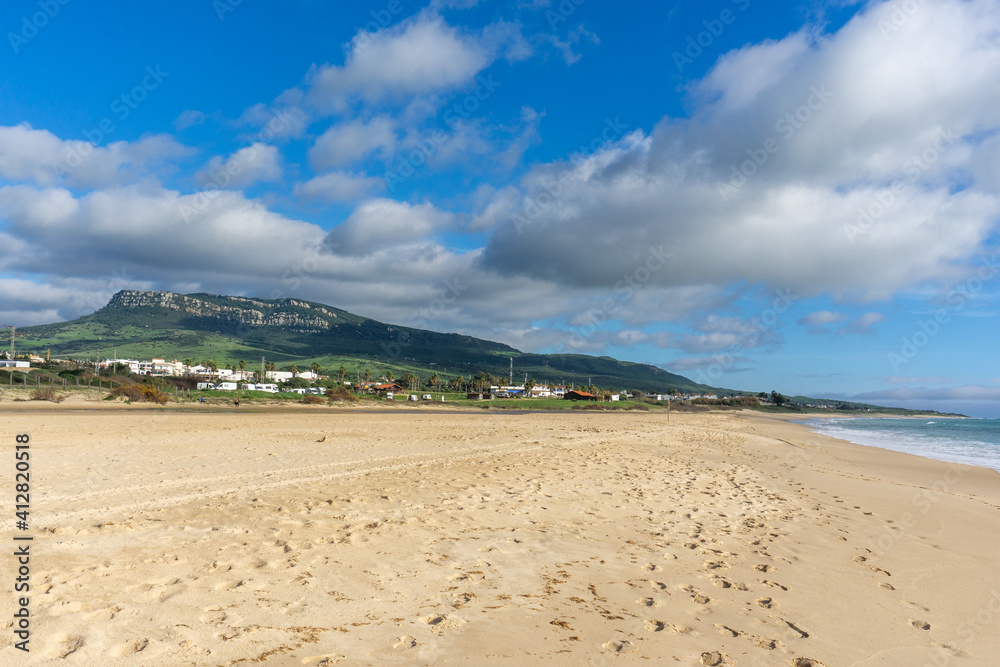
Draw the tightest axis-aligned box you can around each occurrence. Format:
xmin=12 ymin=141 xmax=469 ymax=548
xmin=801 ymin=417 xmax=1000 ymax=473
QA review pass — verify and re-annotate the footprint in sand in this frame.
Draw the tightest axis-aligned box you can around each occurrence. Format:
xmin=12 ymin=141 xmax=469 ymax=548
xmin=700 ymin=650 xmax=724 ymax=666
xmin=791 ymin=659 xmax=827 ymax=667
xmin=602 ymin=639 xmax=638 ymax=654
xmin=644 ymin=620 xmax=665 ymax=632
xmin=757 ymin=597 xmax=774 ymax=609
xmin=393 ymin=636 xmax=417 ymax=650
xmin=111 ymin=638 xmax=149 ymax=657
xmin=45 ymin=633 xmax=85 ymax=659
xmin=421 ymin=614 xmax=445 ymax=625
xmin=910 ymin=619 xmax=931 ymax=630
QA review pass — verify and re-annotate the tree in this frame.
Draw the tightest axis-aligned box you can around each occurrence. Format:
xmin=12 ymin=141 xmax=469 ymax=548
xmin=384 ymin=370 xmax=394 ymax=383
xmin=337 ymin=365 xmax=347 ymax=383
xmin=265 ymin=361 xmax=275 ymax=372
xmin=364 ymin=368 xmax=372 ymax=382
xmin=524 ymin=378 xmax=535 ymax=397
xmin=403 ymin=372 xmax=417 ymax=390
xmin=311 ymin=362 xmax=321 ymax=377
xmin=770 ymin=390 xmax=787 ymax=406
xmin=429 ymin=373 xmax=440 ymax=389
xmin=239 ymin=360 xmax=246 ymax=373
xmin=183 ymin=358 xmax=193 ymax=367
xmin=290 ymin=364 xmax=299 ymax=378
xmin=450 ymin=376 xmax=463 ymax=391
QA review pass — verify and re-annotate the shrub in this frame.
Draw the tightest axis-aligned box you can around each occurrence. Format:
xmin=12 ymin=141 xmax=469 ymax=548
xmin=325 ymin=385 xmax=359 ymax=403
xmin=110 ymin=383 xmax=170 ymax=404
xmin=302 ymin=394 xmax=325 ymax=404
xmin=29 ymin=388 xmax=65 ymax=403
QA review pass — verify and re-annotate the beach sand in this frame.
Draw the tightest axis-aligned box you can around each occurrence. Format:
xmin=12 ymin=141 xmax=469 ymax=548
xmin=1 ymin=407 xmax=998 ymax=665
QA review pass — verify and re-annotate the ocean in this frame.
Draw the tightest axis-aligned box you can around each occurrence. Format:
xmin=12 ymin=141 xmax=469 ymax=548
xmin=801 ymin=417 xmax=1000 ymax=473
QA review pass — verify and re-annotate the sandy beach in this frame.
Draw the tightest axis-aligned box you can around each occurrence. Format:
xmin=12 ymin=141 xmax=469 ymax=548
xmin=1 ymin=407 xmax=998 ymax=666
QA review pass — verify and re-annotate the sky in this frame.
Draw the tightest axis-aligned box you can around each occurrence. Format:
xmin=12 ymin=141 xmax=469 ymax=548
xmin=0 ymin=0 xmax=998 ymax=417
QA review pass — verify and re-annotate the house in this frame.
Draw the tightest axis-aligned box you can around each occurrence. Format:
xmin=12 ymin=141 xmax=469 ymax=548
xmin=0 ymin=360 xmax=30 ymax=368
xmin=373 ymin=383 xmax=403 ymax=393
xmin=563 ymin=390 xmax=597 ymax=401
xmin=151 ymin=358 xmax=183 ymax=376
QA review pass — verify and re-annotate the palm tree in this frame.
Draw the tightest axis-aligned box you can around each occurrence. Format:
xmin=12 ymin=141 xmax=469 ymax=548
xmin=429 ymin=373 xmax=439 ymax=389
xmin=337 ymin=365 xmax=347 ymax=383
xmin=524 ymin=378 xmax=535 ymax=397
xmin=238 ymin=360 xmax=246 ymax=378
xmin=184 ymin=358 xmax=193 ymax=367
xmin=290 ymin=364 xmax=298 ymax=378
xmin=384 ymin=370 xmax=394 ymax=383
xmin=403 ymin=373 xmax=417 ymax=391
xmin=311 ymin=362 xmax=321 ymax=377
xmin=450 ymin=376 xmax=463 ymax=391
xmin=364 ymin=368 xmax=371 ymax=382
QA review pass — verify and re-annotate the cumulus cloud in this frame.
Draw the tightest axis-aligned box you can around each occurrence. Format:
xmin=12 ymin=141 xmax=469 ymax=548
xmin=195 ymin=143 xmax=283 ymax=190
xmin=295 ymin=171 xmax=385 ymax=202
xmin=306 ymin=15 xmax=529 ymax=111
xmin=0 ymin=124 xmax=192 ymax=188
xmin=799 ymin=310 xmax=848 ymax=333
xmin=309 ymin=117 xmax=396 ymax=170
xmin=321 ymin=199 xmax=454 ymax=256
xmin=478 ymin=0 xmax=1000 ymax=302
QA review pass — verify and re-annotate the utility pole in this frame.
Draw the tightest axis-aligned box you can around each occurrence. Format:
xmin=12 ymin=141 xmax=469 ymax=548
xmin=261 ymin=356 xmax=266 ymax=383
xmin=509 ymin=357 xmax=513 ymax=388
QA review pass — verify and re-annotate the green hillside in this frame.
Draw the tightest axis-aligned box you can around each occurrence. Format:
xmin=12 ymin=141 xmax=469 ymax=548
xmin=12 ymin=290 xmax=716 ymax=393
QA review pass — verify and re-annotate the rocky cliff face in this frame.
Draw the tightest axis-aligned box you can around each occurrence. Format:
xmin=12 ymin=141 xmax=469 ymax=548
xmin=105 ymin=290 xmax=335 ymax=331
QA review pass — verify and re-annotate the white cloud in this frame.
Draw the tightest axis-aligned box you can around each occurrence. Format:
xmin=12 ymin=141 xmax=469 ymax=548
xmin=295 ymin=171 xmax=385 ymax=202
xmin=309 ymin=117 xmax=396 ymax=170
xmin=237 ymin=103 xmax=311 ymax=140
xmin=840 ymin=311 xmax=885 ymax=335
xmin=478 ymin=0 xmax=1000 ymax=303
xmin=0 ymin=124 xmax=192 ymax=188
xmin=322 ymin=199 xmax=453 ymax=256
xmin=195 ymin=143 xmax=282 ymax=190
xmin=174 ymin=110 xmax=206 ymax=131
xmin=799 ymin=310 xmax=848 ymax=333
xmin=306 ymin=14 xmax=528 ymax=111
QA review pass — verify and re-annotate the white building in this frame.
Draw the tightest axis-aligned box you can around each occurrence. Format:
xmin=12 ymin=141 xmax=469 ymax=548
xmin=266 ymin=370 xmax=319 ymax=382
xmin=0 ymin=360 xmax=29 ymax=368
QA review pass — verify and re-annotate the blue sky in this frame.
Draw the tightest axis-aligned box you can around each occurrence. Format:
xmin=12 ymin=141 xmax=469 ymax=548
xmin=1 ymin=0 xmax=998 ymax=416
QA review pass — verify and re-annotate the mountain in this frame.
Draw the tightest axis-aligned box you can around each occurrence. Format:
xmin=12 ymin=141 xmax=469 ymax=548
xmin=12 ymin=290 xmax=715 ymax=393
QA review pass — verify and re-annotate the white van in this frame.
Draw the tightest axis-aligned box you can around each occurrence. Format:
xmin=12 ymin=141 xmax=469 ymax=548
xmin=197 ymin=382 xmax=216 ymax=390
xmin=256 ymin=383 xmax=278 ymax=393
xmin=217 ymin=382 xmax=238 ymax=391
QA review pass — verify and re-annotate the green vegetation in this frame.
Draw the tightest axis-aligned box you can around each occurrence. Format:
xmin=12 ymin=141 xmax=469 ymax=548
xmin=11 ymin=290 xmax=717 ymax=395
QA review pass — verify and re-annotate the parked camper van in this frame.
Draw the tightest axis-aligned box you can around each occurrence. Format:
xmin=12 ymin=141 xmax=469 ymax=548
xmin=196 ymin=382 xmax=216 ymax=390
xmin=217 ymin=382 xmax=238 ymax=391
